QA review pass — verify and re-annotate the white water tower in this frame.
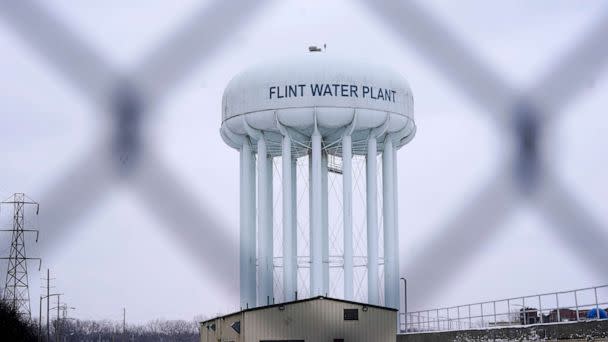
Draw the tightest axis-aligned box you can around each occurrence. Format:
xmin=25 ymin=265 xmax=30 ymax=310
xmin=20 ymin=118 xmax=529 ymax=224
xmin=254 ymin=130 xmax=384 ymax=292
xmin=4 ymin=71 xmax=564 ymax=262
xmin=221 ymin=51 xmax=415 ymax=310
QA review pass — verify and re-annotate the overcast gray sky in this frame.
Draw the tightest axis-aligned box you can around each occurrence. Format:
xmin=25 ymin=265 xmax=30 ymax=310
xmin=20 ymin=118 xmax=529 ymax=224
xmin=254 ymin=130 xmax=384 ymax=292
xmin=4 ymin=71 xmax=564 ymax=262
xmin=0 ymin=0 xmax=607 ymax=323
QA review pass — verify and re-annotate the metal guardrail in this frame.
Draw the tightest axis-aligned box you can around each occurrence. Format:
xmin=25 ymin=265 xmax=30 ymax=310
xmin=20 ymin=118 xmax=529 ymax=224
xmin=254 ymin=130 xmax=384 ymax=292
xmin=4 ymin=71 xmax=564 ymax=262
xmin=400 ymin=285 xmax=608 ymax=333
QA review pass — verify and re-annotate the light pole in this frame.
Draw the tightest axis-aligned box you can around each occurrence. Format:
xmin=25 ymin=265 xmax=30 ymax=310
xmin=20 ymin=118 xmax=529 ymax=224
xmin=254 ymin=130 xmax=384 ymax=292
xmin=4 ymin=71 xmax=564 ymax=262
xmin=39 ymin=293 xmax=62 ymax=342
xmin=401 ymin=277 xmax=407 ymax=332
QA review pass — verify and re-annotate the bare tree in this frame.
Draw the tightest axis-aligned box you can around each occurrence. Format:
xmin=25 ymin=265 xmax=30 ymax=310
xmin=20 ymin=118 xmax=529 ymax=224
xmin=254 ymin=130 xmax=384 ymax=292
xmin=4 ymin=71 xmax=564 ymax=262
xmin=56 ymin=316 xmax=200 ymax=341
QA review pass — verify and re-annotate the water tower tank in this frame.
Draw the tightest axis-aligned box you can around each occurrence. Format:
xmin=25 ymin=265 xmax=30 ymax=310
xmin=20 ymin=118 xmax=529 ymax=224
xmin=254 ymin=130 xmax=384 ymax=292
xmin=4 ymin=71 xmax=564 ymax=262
xmin=221 ymin=52 xmax=416 ymax=310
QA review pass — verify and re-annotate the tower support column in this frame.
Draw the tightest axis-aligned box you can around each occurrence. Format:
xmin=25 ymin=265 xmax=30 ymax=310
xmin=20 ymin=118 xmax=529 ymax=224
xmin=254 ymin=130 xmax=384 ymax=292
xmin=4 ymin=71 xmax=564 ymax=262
xmin=257 ymin=137 xmax=273 ymax=305
xmin=366 ymin=137 xmax=379 ymax=305
xmin=342 ymin=135 xmax=354 ymax=300
xmin=310 ymin=128 xmax=323 ymax=296
xmin=291 ymin=157 xmax=298 ymax=298
xmin=282 ymin=135 xmax=297 ymax=301
xmin=322 ymin=151 xmax=329 ymax=295
xmin=240 ymin=138 xmax=256 ymax=309
xmin=393 ymin=146 xmax=400 ymax=311
xmin=383 ymin=137 xmax=398 ymax=309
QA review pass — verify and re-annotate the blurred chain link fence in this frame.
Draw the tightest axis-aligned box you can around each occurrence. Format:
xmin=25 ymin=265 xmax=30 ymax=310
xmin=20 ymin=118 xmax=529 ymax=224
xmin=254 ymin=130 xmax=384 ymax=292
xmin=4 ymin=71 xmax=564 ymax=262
xmin=362 ymin=0 xmax=608 ymax=302
xmin=0 ymin=0 xmax=607 ymax=306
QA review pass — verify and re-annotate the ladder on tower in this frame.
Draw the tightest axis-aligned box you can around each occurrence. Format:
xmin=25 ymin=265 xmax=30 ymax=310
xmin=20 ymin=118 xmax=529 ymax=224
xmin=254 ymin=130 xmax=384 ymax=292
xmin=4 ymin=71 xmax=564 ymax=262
xmin=328 ymin=155 xmax=343 ymax=174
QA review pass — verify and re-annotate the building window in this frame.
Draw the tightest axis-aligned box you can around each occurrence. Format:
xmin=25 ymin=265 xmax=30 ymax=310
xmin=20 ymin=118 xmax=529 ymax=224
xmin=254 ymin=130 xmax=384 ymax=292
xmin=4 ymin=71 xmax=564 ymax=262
xmin=231 ymin=321 xmax=241 ymax=334
xmin=344 ymin=308 xmax=359 ymax=320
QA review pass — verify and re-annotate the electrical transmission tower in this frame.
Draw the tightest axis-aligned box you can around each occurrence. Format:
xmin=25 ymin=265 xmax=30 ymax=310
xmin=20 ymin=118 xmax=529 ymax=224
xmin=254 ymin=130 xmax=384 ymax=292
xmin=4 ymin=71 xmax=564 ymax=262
xmin=1 ymin=193 xmax=41 ymax=319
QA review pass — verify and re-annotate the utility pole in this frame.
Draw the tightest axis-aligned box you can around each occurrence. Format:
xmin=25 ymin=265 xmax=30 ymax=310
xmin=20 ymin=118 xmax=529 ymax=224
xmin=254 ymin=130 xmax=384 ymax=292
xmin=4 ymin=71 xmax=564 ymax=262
xmin=40 ymin=269 xmax=63 ymax=342
xmin=401 ymin=277 xmax=407 ymax=332
xmin=60 ymin=303 xmax=75 ymax=320
xmin=38 ymin=295 xmax=42 ymax=342
xmin=47 ymin=269 xmax=49 ymax=342
xmin=123 ymin=307 xmax=126 ymax=342
xmin=49 ymin=303 xmax=74 ymax=342
xmin=41 ymin=269 xmax=61 ymax=342
xmin=0 ymin=193 xmax=41 ymax=319
xmin=56 ymin=294 xmax=60 ymax=342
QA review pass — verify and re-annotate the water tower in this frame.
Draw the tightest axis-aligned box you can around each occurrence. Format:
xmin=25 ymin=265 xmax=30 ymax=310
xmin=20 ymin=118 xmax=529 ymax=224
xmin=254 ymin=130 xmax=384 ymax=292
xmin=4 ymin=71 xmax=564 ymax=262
xmin=221 ymin=51 xmax=416 ymax=310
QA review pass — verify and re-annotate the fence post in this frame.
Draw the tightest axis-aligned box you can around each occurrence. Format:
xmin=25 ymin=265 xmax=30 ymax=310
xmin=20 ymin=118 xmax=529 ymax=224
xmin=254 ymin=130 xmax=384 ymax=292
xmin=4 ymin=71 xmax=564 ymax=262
xmin=574 ymin=290 xmax=579 ymax=321
xmin=538 ymin=295 xmax=543 ymax=323
xmin=480 ymin=303 xmax=484 ymax=328
xmin=447 ymin=308 xmax=450 ymax=330
xmin=468 ymin=304 xmax=472 ymax=329
xmin=435 ymin=309 xmax=441 ymax=330
xmin=409 ymin=312 xmax=412 ymax=332
xmin=556 ymin=293 xmax=560 ymax=322
xmin=421 ymin=311 xmax=423 ymax=331
xmin=595 ymin=287 xmax=600 ymax=319
xmin=457 ymin=306 xmax=461 ymax=330
xmin=507 ymin=299 xmax=510 ymax=324
xmin=493 ymin=301 xmax=497 ymax=326
xmin=522 ymin=297 xmax=526 ymax=325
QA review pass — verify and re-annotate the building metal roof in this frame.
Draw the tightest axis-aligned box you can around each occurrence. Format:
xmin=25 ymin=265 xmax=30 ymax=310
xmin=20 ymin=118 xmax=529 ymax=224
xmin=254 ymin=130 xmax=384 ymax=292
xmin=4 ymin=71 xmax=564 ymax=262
xmin=201 ymin=296 xmax=398 ymax=324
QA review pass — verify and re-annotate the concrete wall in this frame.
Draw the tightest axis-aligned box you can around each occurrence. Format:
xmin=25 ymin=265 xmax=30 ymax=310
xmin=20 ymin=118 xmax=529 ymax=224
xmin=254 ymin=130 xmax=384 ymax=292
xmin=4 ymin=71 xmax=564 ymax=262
xmin=398 ymin=320 xmax=608 ymax=341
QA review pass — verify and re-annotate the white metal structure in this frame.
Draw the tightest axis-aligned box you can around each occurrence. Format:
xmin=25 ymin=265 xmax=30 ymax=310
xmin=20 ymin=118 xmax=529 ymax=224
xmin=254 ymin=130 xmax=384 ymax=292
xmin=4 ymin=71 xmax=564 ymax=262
xmin=221 ymin=52 xmax=416 ymax=310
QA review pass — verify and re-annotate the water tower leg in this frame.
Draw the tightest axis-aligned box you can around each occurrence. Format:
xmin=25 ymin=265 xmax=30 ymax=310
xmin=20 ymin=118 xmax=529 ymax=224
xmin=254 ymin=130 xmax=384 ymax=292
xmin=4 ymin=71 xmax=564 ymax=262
xmin=240 ymin=138 xmax=256 ymax=309
xmin=366 ymin=137 xmax=379 ymax=305
xmin=282 ymin=135 xmax=296 ymax=302
xmin=257 ymin=138 xmax=273 ymax=305
xmin=291 ymin=157 xmax=298 ymax=298
xmin=322 ymin=152 xmax=329 ymax=296
xmin=393 ymin=146 xmax=400 ymax=311
xmin=310 ymin=129 xmax=323 ymax=296
xmin=266 ymin=153 xmax=274 ymax=299
xmin=342 ymin=135 xmax=354 ymax=301
xmin=383 ymin=138 xmax=397 ymax=309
